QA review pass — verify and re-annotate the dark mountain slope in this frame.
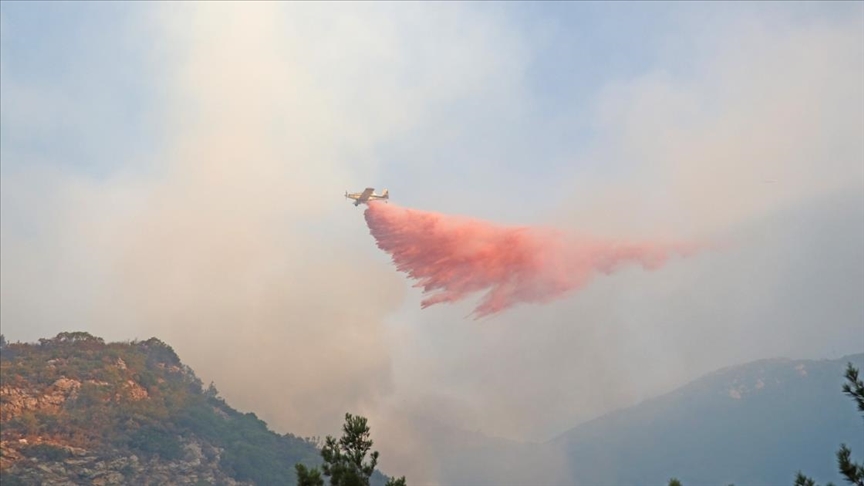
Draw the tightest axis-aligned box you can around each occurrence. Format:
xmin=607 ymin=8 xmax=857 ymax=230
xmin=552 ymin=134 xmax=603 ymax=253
xmin=552 ymin=353 xmax=864 ymax=486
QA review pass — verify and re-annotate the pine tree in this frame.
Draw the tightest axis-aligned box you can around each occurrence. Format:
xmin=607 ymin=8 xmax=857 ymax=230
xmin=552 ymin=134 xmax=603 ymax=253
xmin=296 ymin=463 xmax=324 ymax=486
xmin=837 ymin=363 xmax=864 ymax=486
xmin=320 ymin=413 xmax=378 ymax=486
xmin=296 ymin=413 xmax=407 ymax=486
xmin=796 ymin=363 xmax=864 ymax=486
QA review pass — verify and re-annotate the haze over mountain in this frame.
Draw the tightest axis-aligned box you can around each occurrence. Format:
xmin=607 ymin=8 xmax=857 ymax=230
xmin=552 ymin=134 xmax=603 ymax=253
xmin=3 ymin=334 xmax=859 ymax=486
xmin=1 ymin=2 xmax=862 ymax=485
xmin=407 ymin=353 xmax=864 ymax=486
xmin=553 ymin=353 xmax=864 ymax=486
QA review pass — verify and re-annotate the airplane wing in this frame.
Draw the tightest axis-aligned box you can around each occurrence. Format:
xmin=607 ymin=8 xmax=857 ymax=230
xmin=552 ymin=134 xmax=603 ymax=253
xmin=345 ymin=187 xmax=380 ymax=206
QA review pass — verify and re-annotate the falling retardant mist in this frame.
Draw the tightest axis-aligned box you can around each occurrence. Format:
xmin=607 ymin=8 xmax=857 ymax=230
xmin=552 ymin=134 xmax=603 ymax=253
xmin=363 ymin=202 xmax=703 ymax=319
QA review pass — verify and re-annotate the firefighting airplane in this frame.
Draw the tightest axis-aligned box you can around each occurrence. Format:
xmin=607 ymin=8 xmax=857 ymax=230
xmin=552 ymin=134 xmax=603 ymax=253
xmin=344 ymin=187 xmax=389 ymax=206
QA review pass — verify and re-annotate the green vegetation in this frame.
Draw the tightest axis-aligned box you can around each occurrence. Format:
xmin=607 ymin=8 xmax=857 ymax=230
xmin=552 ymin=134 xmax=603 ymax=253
xmin=297 ymin=463 xmax=325 ymax=486
xmin=20 ymin=443 xmax=72 ymax=462
xmin=0 ymin=472 xmax=27 ymax=486
xmin=297 ymin=413 xmax=406 ymax=486
xmin=127 ymin=424 xmax=184 ymax=460
xmin=0 ymin=332 xmax=325 ymax=485
xmin=793 ymin=363 xmax=864 ymax=486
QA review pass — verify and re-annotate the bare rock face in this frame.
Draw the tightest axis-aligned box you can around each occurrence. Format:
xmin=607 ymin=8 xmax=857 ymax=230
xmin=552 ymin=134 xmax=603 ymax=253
xmin=0 ymin=387 xmax=39 ymax=421
xmin=116 ymin=380 xmax=149 ymax=402
xmin=0 ymin=441 xmax=24 ymax=470
xmin=0 ymin=378 xmax=82 ymax=421
xmin=0 ymin=378 xmax=223 ymax=485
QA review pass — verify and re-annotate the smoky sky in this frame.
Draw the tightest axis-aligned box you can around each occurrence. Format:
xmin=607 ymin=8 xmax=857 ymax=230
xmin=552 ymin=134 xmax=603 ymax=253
xmin=1 ymin=3 xmax=862 ymax=484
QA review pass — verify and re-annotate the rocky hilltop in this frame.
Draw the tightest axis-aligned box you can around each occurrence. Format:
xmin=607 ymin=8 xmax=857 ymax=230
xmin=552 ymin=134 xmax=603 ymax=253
xmin=0 ymin=332 xmax=325 ymax=485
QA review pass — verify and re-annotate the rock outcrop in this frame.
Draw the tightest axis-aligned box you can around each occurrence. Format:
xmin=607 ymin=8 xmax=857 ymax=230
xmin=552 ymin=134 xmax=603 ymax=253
xmin=0 ymin=332 xmax=323 ymax=485
xmin=1 ymin=438 xmax=250 ymax=486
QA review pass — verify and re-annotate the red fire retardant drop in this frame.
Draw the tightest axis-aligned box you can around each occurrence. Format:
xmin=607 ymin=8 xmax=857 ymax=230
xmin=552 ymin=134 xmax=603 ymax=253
xmin=364 ymin=202 xmax=700 ymax=319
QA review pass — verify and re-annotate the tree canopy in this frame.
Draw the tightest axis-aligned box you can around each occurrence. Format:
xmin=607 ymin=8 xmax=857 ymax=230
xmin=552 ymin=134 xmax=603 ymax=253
xmin=297 ymin=413 xmax=406 ymax=486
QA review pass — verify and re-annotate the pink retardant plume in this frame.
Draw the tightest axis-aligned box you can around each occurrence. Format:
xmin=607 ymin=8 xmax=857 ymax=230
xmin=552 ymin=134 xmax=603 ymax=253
xmin=364 ymin=202 xmax=701 ymax=319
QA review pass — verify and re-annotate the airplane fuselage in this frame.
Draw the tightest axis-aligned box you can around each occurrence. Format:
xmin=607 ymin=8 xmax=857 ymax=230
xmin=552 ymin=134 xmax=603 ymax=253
xmin=345 ymin=187 xmax=389 ymax=206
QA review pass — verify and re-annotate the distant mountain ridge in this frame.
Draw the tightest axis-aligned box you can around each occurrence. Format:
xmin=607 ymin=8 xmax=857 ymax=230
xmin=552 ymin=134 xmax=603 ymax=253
xmin=551 ymin=353 xmax=864 ymax=486
xmin=415 ymin=354 xmax=864 ymax=486
xmin=3 ymin=332 xmax=860 ymax=486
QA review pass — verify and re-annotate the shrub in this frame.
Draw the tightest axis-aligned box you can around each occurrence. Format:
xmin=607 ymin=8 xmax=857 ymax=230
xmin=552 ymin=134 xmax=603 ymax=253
xmin=127 ymin=425 xmax=184 ymax=460
xmin=22 ymin=443 xmax=72 ymax=461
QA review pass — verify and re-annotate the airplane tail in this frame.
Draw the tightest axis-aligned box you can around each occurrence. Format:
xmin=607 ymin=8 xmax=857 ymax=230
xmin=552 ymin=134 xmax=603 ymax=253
xmin=382 ymin=189 xmax=389 ymax=199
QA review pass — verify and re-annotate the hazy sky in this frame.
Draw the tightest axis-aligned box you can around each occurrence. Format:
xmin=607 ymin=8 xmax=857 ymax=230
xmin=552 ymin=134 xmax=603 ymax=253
xmin=2 ymin=2 xmax=862 ymax=484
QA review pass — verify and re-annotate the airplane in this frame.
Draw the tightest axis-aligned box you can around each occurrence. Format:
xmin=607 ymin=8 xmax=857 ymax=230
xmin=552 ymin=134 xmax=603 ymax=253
xmin=344 ymin=187 xmax=389 ymax=206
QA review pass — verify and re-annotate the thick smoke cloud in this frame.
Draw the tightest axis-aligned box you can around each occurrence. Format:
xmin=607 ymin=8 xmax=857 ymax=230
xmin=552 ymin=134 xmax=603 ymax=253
xmin=2 ymin=3 xmax=862 ymax=485
xmin=365 ymin=202 xmax=699 ymax=318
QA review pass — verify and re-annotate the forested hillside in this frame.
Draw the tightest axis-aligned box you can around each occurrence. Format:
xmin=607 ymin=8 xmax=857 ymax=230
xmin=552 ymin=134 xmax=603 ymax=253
xmin=0 ymin=332 xmax=388 ymax=486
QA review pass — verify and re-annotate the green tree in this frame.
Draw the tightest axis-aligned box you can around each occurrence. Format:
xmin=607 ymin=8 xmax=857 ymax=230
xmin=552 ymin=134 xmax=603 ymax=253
xmin=38 ymin=331 xmax=105 ymax=348
xmin=838 ymin=363 xmax=864 ymax=486
xmin=320 ymin=413 xmax=379 ymax=486
xmin=796 ymin=363 xmax=864 ymax=486
xmin=296 ymin=463 xmax=325 ymax=486
xmin=842 ymin=363 xmax=864 ymax=417
xmin=297 ymin=413 xmax=407 ymax=486
xmin=0 ymin=334 xmax=12 ymax=359
xmin=794 ymin=472 xmax=820 ymax=486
